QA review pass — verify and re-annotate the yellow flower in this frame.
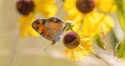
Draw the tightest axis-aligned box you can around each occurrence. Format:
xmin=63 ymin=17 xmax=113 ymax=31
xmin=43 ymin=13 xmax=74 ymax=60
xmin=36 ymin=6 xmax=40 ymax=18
xmin=63 ymin=31 xmax=92 ymax=60
xmin=63 ymin=0 xmax=115 ymax=36
xmin=17 ymin=0 xmax=58 ymax=37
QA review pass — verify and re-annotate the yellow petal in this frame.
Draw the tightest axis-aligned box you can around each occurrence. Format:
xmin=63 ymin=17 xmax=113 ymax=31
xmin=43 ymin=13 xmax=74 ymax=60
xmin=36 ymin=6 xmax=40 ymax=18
xmin=65 ymin=45 xmax=91 ymax=61
xmin=95 ymin=0 xmax=116 ymax=12
xmin=63 ymin=0 xmax=80 ymax=15
xmin=82 ymin=11 xmax=115 ymax=36
xmin=34 ymin=0 xmax=57 ymax=18
xmin=81 ymin=38 xmax=92 ymax=51
xmin=65 ymin=49 xmax=78 ymax=60
xmin=39 ymin=5 xmax=58 ymax=18
xmin=19 ymin=13 xmax=40 ymax=38
xmin=64 ymin=14 xmax=83 ymax=31
xmin=33 ymin=0 xmax=55 ymax=5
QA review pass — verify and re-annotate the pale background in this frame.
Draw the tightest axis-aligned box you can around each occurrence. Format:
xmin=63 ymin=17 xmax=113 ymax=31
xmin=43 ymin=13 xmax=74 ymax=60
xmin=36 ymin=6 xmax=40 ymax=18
xmin=0 ymin=0 xmax=125 ymax=66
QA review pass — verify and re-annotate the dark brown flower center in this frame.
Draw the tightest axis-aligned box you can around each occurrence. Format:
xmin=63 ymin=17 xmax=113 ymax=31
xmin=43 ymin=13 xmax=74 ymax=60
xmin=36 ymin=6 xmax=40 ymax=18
xmin=63 ymin=32 xmax=80 ymax=49
xmin=76 ymin=0 xmax=95 ymax=14
xmin=16 ymin=0 xmax=35 ymax=15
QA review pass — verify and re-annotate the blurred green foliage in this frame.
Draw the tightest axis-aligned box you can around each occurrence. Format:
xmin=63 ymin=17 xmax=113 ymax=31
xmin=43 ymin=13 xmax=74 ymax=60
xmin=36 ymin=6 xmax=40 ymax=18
xmin=115 ymin=0 xmax=125 ymax=59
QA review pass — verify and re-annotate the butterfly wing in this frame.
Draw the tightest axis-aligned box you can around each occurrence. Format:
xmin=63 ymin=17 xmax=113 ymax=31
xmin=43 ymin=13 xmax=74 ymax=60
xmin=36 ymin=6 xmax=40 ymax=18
xmin=32 ymin=17 xmax=65 ymax=42
xmin=45 ymin=17 xmax=64 ymax=41
xmin=32 ymin=19 xmax=53 ymax=41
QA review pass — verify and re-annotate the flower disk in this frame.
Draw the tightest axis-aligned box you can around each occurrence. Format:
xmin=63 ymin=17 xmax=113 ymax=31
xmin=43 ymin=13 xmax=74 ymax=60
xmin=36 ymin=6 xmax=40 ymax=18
xmin=16 ymin=0 xmax=35 ymax=15
xmin=76 ymin=0 xmax=95 ymax=14
xmin=63 ymin=32 xmax=80 ymax=49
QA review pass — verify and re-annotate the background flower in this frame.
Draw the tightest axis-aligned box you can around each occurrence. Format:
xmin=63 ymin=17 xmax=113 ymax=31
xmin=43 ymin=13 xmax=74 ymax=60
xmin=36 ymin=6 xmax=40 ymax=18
xmin=17 ymin=0 xmax=58 ymax=38
xmin=63 ymin=0 xmax=115 ymax=36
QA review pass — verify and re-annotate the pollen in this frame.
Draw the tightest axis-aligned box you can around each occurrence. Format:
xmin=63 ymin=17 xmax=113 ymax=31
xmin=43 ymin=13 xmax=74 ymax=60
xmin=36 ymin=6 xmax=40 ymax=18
xmin=63 ymin=32 xmax=80 ymax=49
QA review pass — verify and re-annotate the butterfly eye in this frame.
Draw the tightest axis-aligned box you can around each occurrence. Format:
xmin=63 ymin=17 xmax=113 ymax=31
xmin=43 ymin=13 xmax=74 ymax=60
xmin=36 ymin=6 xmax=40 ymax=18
xmin=63 ymin=32 xmax=80 ymax=49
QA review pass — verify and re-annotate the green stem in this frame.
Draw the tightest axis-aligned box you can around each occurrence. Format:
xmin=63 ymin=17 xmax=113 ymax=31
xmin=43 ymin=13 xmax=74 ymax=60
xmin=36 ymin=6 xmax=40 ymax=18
xmin=91 ymin=52 xmax=110 ymax=66
xmin=115 ymin=0 xmax=125 ymax=34
xmin=95 ymin=35 xmax=105 ymax=49
xmin=110 ymin=30 xmax=118 ymax=47
xmin=115 ymin=0 xmax=125 ymax=59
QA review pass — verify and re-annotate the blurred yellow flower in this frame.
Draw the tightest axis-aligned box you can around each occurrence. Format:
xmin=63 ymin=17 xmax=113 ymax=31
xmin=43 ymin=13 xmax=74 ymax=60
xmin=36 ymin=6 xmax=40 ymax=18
xmin=63 ymin=31 xmax=92 ymax=60
xmin=63 ymin=0 xmax=115 ymax=36
xmin=17 ymin=0 xmax=58 ymax=37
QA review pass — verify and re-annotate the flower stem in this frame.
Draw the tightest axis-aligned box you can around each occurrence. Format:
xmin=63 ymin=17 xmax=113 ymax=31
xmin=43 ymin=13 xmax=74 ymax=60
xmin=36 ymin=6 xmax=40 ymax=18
xmin=91 ymin=52 xmax=110 ymax=66
xmin=115 ymin=0 xmax=125 ymax=34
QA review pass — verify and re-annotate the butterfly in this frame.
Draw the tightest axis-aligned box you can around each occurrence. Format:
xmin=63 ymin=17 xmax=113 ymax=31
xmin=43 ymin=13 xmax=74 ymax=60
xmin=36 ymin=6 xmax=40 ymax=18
xmin=32 ymin=17 xmax=67 ymax=50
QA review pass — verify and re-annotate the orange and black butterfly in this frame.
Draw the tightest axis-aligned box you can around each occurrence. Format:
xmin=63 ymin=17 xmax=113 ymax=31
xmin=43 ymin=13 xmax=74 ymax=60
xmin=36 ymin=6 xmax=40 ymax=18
xmin=32 ymin=17 xmax=67 ymax=50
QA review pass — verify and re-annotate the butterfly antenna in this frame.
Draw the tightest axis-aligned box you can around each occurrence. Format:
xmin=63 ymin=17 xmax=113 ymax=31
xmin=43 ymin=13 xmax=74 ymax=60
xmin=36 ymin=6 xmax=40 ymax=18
xmin=44 ymin=43 xmax=52 ymax=51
